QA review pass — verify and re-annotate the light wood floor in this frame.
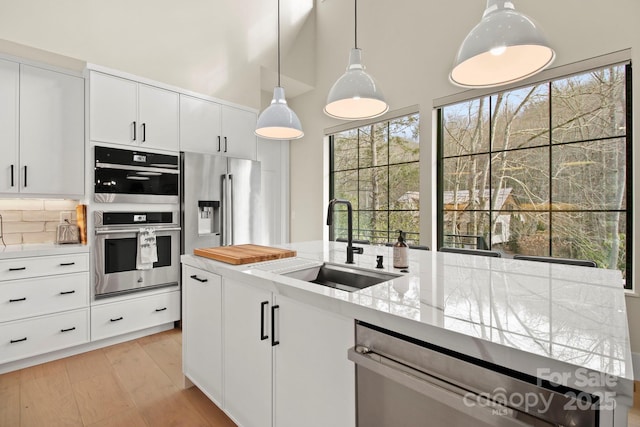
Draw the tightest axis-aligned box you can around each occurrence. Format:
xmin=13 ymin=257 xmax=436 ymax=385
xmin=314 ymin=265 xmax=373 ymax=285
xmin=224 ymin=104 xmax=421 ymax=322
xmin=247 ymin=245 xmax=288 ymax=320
xmin=0 ymin=328 xmax=236 ymax=427
xmin=2 ymin=328 xmax=640 ymax=427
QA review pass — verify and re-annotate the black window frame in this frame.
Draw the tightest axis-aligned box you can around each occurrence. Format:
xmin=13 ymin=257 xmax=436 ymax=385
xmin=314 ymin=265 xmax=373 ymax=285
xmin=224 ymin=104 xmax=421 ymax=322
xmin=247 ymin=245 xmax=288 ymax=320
xmin=328 ymin=113 xmax=421 ymax=245
xmin=437 ymin=63 xmax=633 ymax=289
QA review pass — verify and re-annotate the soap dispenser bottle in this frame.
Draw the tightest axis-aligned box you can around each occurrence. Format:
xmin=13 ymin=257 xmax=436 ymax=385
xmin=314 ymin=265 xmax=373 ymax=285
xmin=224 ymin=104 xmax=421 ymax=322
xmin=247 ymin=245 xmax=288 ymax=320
xmin=393 ymin=230 xmax=408 ymax=269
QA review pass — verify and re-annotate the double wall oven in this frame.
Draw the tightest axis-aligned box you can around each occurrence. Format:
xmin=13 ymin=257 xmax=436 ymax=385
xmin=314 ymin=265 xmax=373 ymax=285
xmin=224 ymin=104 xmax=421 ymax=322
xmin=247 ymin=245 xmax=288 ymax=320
xmin=93 ymin=146 xmax=181 ymax=299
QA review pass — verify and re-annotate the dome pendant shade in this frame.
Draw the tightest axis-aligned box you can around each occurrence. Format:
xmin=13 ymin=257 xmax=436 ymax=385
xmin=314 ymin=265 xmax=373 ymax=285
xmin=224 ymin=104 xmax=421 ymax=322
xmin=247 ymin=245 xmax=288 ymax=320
xmin=450 ymin=0 xmax=555 ymax=88
xmin=255 ymin=86 xmax=304 ymax=140
xmin=324 ymin=49 xmax=389 ymax=120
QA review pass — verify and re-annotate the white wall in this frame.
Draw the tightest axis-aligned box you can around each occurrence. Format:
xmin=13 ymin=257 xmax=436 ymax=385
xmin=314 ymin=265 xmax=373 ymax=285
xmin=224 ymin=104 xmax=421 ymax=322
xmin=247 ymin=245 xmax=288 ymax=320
xmin=288 ymin=0 xmax=640 ymax=351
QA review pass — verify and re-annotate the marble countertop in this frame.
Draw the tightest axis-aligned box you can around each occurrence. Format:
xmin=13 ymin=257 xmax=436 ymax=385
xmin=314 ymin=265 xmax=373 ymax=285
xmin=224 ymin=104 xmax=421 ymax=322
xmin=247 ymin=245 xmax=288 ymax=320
xmin=182 ymin=240 xmax=633 ymax=399
xmin=0 ymin=243 xmax=89 ymax=259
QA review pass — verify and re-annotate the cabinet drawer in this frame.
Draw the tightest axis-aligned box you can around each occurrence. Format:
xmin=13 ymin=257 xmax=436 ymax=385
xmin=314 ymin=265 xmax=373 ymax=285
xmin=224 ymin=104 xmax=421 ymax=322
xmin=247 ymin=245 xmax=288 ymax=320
xmin=0 ymin=253 xmax=89 ymax=282
xmin=0 ymin=273 xmax=89 ymax=322
xmin=91 ymin=291 xmax=180 ymax=341
xmin=0 ymin=309 xmax=89 ymax=364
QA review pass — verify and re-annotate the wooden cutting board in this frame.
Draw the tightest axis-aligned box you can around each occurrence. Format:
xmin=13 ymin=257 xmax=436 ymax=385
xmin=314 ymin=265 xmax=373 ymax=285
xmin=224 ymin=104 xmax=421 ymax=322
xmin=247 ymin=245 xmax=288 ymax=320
xmin=194 ymin=244 xmax=296 ymax=265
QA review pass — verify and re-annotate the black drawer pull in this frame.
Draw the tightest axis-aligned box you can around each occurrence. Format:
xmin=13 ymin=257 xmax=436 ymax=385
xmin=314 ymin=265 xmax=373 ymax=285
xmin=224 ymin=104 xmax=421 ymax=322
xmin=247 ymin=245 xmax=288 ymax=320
xmin=190 ymin=274 xmax=208 ymax=283
xmin=260 ymin=301 xmax=269 ymax=341
xmin=60 ymin=290 xmax=76 ymax=295
xmin=10 ymin=337 xmax=27 ymax=344
xmin=60 ymin=327 xmax=76 ymax=333
xmin=9 ymin=297 xmax=26 ymax=302
xmin=59 ymin=262 xmax=76 ymax=266
xmin=110 ymin=317 xmax=123 ymax=322
xmin=9 ymin=267 xmax=26 ymax=271
xmin=271 ymin=304 xmax=280 ymax=346
xmin=155 ymin=307 xmax=167 ymax=312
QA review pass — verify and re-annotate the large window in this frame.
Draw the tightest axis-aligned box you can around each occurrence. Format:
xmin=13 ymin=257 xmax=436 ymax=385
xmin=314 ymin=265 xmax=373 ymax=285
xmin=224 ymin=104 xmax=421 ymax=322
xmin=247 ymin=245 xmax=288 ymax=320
xmin=438 ymin=64 xmax=632 ymax=287
xmin=329 ymin=113 xmax=420 ymax=244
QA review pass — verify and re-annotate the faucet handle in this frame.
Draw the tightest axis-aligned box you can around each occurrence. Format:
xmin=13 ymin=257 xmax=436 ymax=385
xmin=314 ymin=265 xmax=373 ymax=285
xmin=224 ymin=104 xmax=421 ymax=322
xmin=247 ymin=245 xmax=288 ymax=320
xmin=376 ymin=255 xmax=384 ymax=269
xmin=351 ymin=246 xmax=364 ymax=255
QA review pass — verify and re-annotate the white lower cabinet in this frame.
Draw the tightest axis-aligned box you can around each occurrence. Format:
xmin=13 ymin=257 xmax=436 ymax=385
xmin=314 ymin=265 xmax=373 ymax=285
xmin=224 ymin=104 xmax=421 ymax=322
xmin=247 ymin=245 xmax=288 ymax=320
xmin=0 ymin=308 xmax=89 ymax=364
xmin=182 ymin=266 xmax=223 ymax=405
xmin=91 ymin=290 xmax=180 ymax=341
xmin=223 ymin=278 xmax=273 ymax=427
xmin=273 ymin=295 xmax=355 ymax=427
xmin=0 ymin=273 xmax=89 ymax=323
xmin=0 ymin=252 xmax=90 ymax=366
xmin=220 ymin=278 xmax=355 ymax=427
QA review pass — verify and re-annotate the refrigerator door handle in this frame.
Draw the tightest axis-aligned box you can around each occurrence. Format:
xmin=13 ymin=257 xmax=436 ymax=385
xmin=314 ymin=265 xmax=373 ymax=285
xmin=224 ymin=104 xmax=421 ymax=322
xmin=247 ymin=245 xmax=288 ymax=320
xmin=229 ymin=174 xmax=234 ymax=246
xmin=221 ymin=174 xmax=227 ymax=246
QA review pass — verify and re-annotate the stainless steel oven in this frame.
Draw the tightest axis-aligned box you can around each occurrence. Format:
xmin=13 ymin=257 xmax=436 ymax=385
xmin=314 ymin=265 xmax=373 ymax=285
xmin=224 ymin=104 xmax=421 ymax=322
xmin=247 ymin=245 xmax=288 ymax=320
xmin=94 ymin=146 xmax=180 ymax=204
xmin=94 ymin=211 xmax=181 ymax=299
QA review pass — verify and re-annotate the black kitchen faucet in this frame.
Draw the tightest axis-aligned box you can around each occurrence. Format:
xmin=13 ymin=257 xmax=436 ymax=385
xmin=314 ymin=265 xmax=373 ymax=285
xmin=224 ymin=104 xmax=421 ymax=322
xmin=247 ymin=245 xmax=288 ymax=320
xmin=326 ymin=199 xmax=364 ymax=264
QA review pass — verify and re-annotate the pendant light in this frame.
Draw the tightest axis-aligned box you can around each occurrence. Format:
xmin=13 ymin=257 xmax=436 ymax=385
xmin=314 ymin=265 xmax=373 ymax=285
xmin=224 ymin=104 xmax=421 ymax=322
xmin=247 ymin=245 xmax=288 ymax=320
xmin=255 ymin=0 xmax=304 ymax=140
xmin=324 ymin=0 xmax=388 ymax=120
xmin=450 ymin=0 xmax=555 ymax=88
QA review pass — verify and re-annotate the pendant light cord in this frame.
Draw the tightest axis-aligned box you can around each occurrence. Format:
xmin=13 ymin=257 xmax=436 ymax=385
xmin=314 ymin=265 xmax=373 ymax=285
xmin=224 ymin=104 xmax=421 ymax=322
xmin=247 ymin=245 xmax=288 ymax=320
xmin=354 ymin=0 xmax=358 ymax=49
xmin=277 ymin=0 xmax=281 ymax=87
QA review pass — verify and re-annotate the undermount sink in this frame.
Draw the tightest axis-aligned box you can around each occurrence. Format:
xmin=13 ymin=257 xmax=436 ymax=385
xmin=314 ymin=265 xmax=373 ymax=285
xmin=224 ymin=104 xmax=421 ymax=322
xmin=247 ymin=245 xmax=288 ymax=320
xmin=282 ymin=263 xmax=401 ymax=292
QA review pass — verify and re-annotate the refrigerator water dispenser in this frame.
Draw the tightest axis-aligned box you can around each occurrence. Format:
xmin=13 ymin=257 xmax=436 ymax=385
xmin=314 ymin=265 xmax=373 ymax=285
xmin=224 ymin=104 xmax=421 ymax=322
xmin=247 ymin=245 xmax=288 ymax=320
xmin=198 ymin=201 xmax=220 ymax=235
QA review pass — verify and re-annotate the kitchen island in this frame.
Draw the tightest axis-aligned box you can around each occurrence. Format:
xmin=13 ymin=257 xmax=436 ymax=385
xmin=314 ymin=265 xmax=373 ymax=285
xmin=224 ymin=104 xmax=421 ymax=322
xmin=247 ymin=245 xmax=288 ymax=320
xmin=181 ymin=241 xmax=633 ymax=427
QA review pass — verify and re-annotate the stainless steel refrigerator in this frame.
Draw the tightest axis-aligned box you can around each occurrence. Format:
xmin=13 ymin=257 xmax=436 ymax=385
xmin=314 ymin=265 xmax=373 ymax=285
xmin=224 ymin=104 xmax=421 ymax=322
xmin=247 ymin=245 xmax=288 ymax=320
xmin=181 ymin=152 xmax=262 ymax=254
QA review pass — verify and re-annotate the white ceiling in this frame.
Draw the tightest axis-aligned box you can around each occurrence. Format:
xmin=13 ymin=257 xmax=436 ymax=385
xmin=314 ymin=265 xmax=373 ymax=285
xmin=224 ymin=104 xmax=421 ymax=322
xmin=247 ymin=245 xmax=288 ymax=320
xmin=0 ymin=0 xmax=316 ymax=105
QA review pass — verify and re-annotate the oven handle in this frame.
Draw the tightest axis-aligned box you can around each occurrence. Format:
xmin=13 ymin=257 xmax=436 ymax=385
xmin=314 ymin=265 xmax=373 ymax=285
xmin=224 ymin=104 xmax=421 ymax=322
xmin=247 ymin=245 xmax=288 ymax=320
xmin=95 ymin=227 xmax=181 ymax=235
xmin=95 ymin=162 xmax=180 ymax=175
xmin=347 ymin=347 xmax=532 ymax=427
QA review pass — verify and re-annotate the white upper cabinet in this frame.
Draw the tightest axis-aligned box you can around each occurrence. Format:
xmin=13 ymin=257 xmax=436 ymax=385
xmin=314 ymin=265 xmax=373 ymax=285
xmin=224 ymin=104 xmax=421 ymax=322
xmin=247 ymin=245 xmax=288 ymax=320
xmin=19 ymin=65 xmax=85 ymax=196
xmin=180 ymin=94 xmax=257 ymax=160
xmin=0 ymin=58 xmax=19 ymax=194
xmin=89 ymin=72 xmax=137 ymax=145
xmin=90 ymin=71 xmax=179 ymax=152
xmin=179 ymin=94 xmax=222 ymax=155
xmin=0 ymin=61 xmax=84 ymax=197
xmin=221 ymin=105 xmax=257 ymax=160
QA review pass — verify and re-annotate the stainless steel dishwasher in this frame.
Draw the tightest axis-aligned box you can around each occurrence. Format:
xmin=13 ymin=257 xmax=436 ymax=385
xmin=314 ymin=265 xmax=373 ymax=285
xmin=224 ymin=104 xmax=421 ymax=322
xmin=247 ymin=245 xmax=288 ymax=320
xmin=349 ymin=322 xmax=598 ymax=427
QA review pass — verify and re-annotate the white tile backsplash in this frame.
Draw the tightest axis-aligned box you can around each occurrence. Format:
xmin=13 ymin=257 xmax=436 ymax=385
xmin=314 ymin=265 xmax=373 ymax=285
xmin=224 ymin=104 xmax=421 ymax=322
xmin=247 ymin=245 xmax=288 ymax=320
xmin=0 ymin=199 xmax=44 ymax=211
xmin=22 ymin=211 xmax=45 ymax=222
xmin=0 ymin=199 xmax=79 ymax=244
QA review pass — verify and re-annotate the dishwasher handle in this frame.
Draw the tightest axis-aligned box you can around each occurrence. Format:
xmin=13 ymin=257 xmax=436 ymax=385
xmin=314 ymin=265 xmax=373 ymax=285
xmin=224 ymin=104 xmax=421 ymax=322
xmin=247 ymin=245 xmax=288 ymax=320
xmin=348 ymin=347 xmax=532 ymax=427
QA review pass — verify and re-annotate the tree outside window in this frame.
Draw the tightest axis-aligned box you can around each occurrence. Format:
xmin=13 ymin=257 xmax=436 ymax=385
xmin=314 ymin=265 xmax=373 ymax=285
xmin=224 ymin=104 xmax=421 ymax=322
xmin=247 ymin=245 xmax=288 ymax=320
xmin=330 ymin=114 xmax=420 ymax=245
xmin=438 ymin=64 xmax=631 ymax=287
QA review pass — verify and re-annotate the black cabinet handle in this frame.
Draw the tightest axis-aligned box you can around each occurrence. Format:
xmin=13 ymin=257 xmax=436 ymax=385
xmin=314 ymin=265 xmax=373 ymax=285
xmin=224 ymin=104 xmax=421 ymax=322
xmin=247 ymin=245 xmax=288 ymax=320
xmin=142 ymin=123 xmax=146 ymax=142
xmin=9 ymin=297 xmax=26 ymax=302
xmin=190 ymin=274 xmax=208 ymax=283
xmin=60 ymin=327 xmax=76 ymax=333
xmin=23 ymin=165 xmax=27 ymax=187
xmin=155 ymin=307 xmax=167 ymax=312
xmin=10 ymin=164 xmax=14 ymax=187
xmin=110 ymin=317 xmax=123 ymax=322
xmin=9 ymin=267 xmax=26 ymax=271
xmin=60 ymin=262 xmax=75 ymax=266
xmin=260 ymin=301 xmax=269 ymax=341
xmin=10 ymin=337 xmax=27 ymax=344
xmin=224 ymin=136 xmax=228 ymax=153
xmin=60 ymin=290 xmax=76 ymax=295
xmin=132 ymin=121 xmax=137 ymax=141
xmin=271 ymin=304 xmax=280 ymax=346
xmin=217 ymin=135 xmax=221 ymax=152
